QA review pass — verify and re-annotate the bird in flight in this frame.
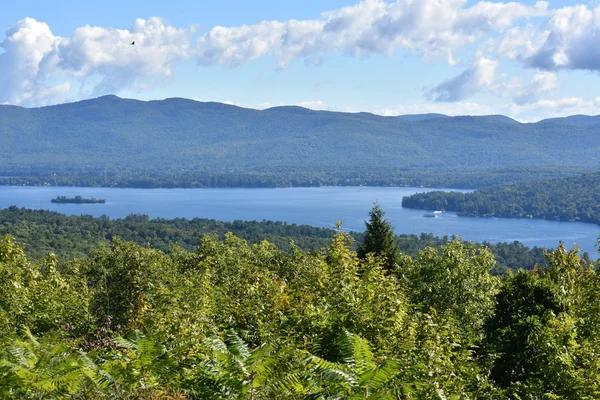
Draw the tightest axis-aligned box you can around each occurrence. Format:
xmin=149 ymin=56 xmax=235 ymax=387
xmin=131 ymin=41 xmax=135 ymax=45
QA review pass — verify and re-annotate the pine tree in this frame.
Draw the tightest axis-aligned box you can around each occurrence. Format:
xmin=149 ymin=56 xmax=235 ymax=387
xmin=357 ymin=204 xmax=398 ymax=272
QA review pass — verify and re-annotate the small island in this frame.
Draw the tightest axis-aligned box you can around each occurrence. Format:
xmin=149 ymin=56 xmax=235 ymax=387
xmin=51 ymin=195 xmax=106 ymax=204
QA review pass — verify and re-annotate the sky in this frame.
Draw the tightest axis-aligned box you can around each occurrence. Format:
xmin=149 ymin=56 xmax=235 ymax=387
xmin=2 ymin=0 xmax=600 ymax=121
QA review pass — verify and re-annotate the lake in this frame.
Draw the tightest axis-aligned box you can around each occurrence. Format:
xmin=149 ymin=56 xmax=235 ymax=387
xmin=1 ymin=186 xmax=598 ymax=256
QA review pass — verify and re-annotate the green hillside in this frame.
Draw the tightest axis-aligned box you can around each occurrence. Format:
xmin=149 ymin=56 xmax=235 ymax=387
xmin=2 ymin=96 xmax=600 ymax=179
xmin=402 ymin=171 xmax=600 ymax=225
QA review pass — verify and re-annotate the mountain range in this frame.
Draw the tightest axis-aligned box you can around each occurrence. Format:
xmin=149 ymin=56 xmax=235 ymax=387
xmin=1 ymin=95 xmax=600 ymax=176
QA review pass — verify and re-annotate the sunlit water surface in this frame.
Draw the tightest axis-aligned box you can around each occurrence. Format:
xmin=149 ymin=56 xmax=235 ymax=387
xmin=0 ymin=186 xmax=598 ymax=256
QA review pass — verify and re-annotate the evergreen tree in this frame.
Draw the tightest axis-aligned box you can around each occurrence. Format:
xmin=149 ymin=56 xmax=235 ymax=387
xmin=357 ymin=204 xmax=398 ymax=271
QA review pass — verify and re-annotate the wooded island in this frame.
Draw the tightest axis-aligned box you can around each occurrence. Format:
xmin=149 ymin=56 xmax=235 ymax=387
xmin=51 ymin=195 xmax=105 ymax=204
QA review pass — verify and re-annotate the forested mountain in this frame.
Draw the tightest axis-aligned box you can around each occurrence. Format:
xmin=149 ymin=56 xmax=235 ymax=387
xmin=395 ymin=113 xmax=448 ymax=121
xmin=2 ymin=96 xmax=600 ymax=179
xmin=402 ymin=170 xmax=600 ymax=225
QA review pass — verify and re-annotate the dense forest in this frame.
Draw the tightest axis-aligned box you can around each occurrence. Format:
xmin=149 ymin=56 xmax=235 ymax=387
xmin=0 ymin=165 xmax=589 ymax=189
xmin=2 ymin=96 xmax=600 ymax=179
xmin=1 ymin=217 xmax=599 ymax=398
xmin=0 ymin=206 xmax=554 ymax=274
xmin=402 ymin=171 xmax=600 ymax=225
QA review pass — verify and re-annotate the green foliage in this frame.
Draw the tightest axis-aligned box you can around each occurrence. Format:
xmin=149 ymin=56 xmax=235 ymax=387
xmin=405 ymin=241 xmax=499 ymax=334
xmin=103 ymin=331 xmax=182 ymax=394
xmin=0 ymin=206 xmax=550 ymax=272
xmin=0 ymin=220 xmax=598 ymax=397
xmin=403 ymin=170 xmax=600 ymax=225
xmin=0 ymin=329 xmax=105 ymax=399
xmin=0 ymin=236 xmax=89 ymax=336
xmin=305 ymin=330 xmax=402 ymax=398
xmin=0 ymin=235 xmax=33 ymax=336
xmin=358 ymin=204 xmax=398 ymax=272
xmin=484 ymin=245 xmax=600 ymax=398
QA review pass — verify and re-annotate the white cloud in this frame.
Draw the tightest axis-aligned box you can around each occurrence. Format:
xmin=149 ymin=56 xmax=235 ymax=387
xmin=425 ymin=57 xmax=498 ymax=102
xmin=0 ymin=0 xmax=598 ymax=112
xmin=194 ymin=0 xmax=548 ymax=68
xmin=506 ymin=71 xmax=559 ymax=104
xmin=427 ymin=61 xmax=561 ymax=105
xmin=196 ymin=21 xmax=285 ymax=67
xmin=0 ymin=18 xmax=68 ymax=106
xmin=457 ymin=1 xmax=549 ymax=32
xmin=0 ymin=17 xmax=195 ymax=106
xmin=497 ymin=4 xmax=600 ymax=72
xmin=52 ymin=17 xmax=194 ymax=97
xmin=509 ymin=96 xmax=600 ymax=115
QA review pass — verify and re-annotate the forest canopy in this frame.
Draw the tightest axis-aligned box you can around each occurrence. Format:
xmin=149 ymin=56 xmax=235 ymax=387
xmin=1 ymin=227 xmax=599 ymax=398
xmin=402 ymin=170 xmax=600 ymax=225
xmin=0 ymin=206 xmax=555 ymax=274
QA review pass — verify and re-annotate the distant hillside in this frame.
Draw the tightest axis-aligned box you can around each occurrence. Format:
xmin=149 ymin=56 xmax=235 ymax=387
xmin=396 ymin=113 xmax=448 ymax=121
xmin=402 ymin=171 xmax=600 ymax=225
xmin=539 ymin=115 xmax=600 ymax=127
xmin=483 ymin=115 xmax=518 ymax=124
xmin=1 ymin=96 xmax=600 ymax=177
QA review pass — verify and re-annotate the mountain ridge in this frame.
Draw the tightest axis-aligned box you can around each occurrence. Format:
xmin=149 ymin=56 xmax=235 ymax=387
xmin=4 ymin=95 xmax=599 ymax=125
xmin=1 ymin=95 xmax=600 ymax=176
xmin=538 ymin=114 xmax=600 ymax=127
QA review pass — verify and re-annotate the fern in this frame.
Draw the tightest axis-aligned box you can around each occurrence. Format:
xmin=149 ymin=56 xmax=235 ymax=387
xmin=0 ymin=331 xmax=106 ymax=398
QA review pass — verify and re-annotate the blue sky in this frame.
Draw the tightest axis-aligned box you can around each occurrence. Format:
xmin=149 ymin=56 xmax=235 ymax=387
xmin=2 ymin=0 xmax=600 ymax=120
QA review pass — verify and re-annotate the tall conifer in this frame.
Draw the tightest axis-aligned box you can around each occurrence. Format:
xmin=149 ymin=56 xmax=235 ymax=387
xmin=357 ymin=204 xmax=398 ymax=271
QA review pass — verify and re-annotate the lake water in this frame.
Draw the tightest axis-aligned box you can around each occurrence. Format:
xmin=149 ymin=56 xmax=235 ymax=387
xmin=0 ymin=186 xmax=598 ymax=256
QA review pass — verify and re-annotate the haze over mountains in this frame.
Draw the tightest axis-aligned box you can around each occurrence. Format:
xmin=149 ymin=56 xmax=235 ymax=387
xmin=1 ymin=95 xmax=600 ymax=175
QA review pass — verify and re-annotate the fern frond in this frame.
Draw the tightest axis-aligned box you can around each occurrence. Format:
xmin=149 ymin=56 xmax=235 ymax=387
xmin=345 ymin=331 xmax=375 ymax=376
xmin=224 ymin=330 xmax=251 ymax=362
xmin=306 ymin=354 xmax=358 ymax=386
xmin=359 ymin=359 xmax=400 ymax=390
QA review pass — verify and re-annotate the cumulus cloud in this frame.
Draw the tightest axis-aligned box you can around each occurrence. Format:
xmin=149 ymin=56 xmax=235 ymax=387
xmin=196 ymin=21 xmax=285 ymax=67
xmin=195 ymin=0 xmax=548 ymax=68
xmin=426 ymin=57 xmax=498 ymax=102
xmin=496 ymin=4 xmax=600 ymax=72
xmin=0 ymin=18 xmax=69 ymax=106
xmin=52 ymin=17 xmax=193 ymax=96
xmin=427 ymin=61 xmax=562 ymax=104
xmin=0 ymin=17 xmax=194 ymax=106
xmin=0 ymin=0 xmax=595 ymax=108
xmin=506 ymin=71 xmax=559 ymax=104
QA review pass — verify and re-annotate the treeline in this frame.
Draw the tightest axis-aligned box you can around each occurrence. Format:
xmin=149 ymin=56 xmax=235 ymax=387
xmin=0 ymin=165 xmax=588 ymax=189
xmin=0 ymin=206 xmax=553 ymax=273
xmin=1 ymin=229 xmax=599 ymax=398
xmin=402 ymin=170 xmax=600 ymax=225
